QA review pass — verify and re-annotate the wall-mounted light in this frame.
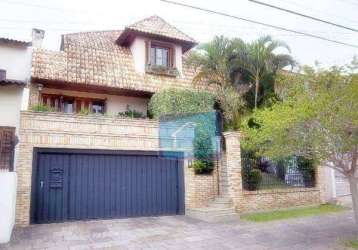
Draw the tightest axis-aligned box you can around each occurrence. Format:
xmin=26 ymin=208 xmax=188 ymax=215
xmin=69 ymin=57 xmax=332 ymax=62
xmin=188 ymin=159 xmax=193 ymax=168
xmin=37 ymin=83 xmax=44 ymax=92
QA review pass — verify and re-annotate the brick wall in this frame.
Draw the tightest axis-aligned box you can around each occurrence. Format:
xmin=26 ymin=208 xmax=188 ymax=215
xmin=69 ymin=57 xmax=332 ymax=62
xmin=16 ymin=111 xmax=218 ymax=226
xmin=223 ymin=131 xmax=325 ymax=214
xmin=185 ymin=161 xmax=219 ymax=208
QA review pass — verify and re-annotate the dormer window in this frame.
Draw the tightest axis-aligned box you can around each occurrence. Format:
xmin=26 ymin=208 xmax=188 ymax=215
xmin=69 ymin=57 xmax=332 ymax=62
xmin=150 ymin=45 xmax=169 ymax=67
xmin=147 ymin=41 xmax=174 ymax=68
xmin=145 ymin=40 xmax=178 ymax=76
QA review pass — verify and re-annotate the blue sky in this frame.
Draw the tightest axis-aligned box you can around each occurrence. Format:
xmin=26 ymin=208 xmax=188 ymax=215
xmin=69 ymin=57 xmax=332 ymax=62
xmin=0 ymin=0 xmax=357 ymax=67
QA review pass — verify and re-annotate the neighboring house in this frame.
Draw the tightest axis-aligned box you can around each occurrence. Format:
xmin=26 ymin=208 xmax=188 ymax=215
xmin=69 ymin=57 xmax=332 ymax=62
xmin=0 ymin=37 xmax=31 ymax=171
xmin=14 ymin=16 xmax=326 ymax=227
xmin=0 ymin=29 xmax=44 ymax=243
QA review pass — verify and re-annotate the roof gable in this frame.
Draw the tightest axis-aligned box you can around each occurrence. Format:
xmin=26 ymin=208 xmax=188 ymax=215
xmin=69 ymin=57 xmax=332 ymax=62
xmin=117 ymin=15 xmax=197 ymax=52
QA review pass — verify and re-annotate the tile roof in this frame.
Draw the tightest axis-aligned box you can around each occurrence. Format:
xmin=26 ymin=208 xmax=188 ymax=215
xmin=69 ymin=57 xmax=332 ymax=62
xmin=0 ymin=37 xmax=31 ymax=47
xmin=118 ymin=16 xmax=196 ymax=45
xmin=32 ymin=29 xmax=209 ymax=93
xmin=0 ymin=79 xmax=27 ymax=86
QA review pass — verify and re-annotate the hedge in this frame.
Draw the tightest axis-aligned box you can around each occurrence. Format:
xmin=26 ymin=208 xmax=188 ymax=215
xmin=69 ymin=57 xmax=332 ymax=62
xmin=148 ymin=88 xmax=216 ymax=118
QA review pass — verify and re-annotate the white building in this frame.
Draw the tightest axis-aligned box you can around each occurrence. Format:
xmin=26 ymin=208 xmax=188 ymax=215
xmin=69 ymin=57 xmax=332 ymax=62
xmin=0 ymin=28 xmax=44 ymax=243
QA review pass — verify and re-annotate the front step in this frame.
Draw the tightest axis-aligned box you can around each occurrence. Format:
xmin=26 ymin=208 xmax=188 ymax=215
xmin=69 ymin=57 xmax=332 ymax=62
xmin=186 ymin=196 xmax=239 ymax=223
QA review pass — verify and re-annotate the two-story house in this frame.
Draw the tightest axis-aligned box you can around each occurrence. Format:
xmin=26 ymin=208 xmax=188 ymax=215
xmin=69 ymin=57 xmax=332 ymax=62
xmin=16 ymin=16 xmax=221 ymax=226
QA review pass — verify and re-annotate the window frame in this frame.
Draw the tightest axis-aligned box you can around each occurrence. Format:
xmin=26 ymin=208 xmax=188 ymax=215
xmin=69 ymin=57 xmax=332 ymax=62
xmin=146 ymin=40 xmax=175 ymax=68
xmin=41 ymin=94 xmax=106 ymax=114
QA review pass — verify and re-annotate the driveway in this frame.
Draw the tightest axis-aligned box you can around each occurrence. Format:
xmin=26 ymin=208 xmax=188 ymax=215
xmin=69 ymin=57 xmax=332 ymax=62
xmin=1 ymin=211 xmax=356 ymax=250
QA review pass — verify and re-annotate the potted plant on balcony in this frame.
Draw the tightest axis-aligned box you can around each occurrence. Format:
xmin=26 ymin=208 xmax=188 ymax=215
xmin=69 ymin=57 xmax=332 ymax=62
xmin=145 ymin=64 xmax=179 ymax=77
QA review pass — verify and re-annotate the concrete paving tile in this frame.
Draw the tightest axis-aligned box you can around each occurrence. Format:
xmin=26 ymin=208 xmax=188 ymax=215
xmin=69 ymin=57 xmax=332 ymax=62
xmin=3 ymin=211 xmax=355 ymax=250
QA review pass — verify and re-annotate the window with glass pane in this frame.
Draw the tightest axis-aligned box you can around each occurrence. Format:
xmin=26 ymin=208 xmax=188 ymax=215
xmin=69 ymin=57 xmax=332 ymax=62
xmin=63 ymin=100 xmax=74 ymax=113
xmin=92 ymin=101 xmax=104 ymax=114
xmin=150 ymin=46 xmax=169 ymax=67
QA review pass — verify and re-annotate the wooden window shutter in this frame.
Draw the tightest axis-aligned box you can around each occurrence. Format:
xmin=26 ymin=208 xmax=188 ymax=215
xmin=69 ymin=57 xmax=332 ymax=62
xmin=169 ymin=47 xmax=175 ymax=67
xmin=145 ymin=40 xmax=151 ymax=65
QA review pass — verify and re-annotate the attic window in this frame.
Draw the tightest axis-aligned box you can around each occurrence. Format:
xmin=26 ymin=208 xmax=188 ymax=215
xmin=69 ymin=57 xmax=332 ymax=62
xmin=151 ymin=46 xmax=169 ymax=67
xmin=146 ymin=41 xmax=174 ymax=68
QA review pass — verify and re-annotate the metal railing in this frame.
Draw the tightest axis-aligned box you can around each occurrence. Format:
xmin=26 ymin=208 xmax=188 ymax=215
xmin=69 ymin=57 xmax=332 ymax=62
xmin=242 ymin=152 xmax=316 ymax=191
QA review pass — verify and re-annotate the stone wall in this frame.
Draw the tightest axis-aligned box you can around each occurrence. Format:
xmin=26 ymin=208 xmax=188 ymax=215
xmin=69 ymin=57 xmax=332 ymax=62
xmin=16 ymin=111 xmax=218 ymax=226
xmin=223 ymin=131 xmax=325 ymax=214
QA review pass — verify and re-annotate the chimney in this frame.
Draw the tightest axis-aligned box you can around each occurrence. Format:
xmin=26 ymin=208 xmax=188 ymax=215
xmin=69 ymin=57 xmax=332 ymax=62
xmin=32 ymin=28 xmax=45 ymax=48
xmin=0 ymin=69 xmax=6 ymax=81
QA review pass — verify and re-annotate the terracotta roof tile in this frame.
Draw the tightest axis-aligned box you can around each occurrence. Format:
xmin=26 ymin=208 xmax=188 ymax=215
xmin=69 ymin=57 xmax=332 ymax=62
xmin=0 ymin=37 xmax=31 ymax=47
xmin=126 ymin=15 xmax=196 ymax=43
xmin=32 ymin=29 xmax=210 ymax=93
xmin=0 ymin=79 xmax=26 ymax=86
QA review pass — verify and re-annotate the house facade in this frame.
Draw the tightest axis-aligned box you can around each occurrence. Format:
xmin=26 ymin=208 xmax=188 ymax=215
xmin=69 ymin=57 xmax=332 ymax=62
xmin=17 ymin=16 xmax=219 ymax=226
xmin=0 ymin=29 xmax=45 ymax=242
xmin=15 ymin=16 xmax=326 ymax=226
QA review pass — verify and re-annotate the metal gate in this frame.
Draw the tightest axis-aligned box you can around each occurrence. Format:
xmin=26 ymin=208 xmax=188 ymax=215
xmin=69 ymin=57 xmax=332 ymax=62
xmin=31 ymin=149 xmax=184 ymax=224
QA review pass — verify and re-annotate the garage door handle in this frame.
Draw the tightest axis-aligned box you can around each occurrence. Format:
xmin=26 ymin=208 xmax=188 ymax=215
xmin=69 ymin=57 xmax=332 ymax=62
xmin=40 ymin=181 xmax=44 ymax=189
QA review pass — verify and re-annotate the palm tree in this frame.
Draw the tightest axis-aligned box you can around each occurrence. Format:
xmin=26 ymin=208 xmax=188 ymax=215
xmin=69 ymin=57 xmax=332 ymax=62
xmin=231 ymin=35 xmax=295 ymax=109
xmin=187 ymin=36 xmax=245 ymax=126
xmin=187 ymin=35 xmax=235 ymax=89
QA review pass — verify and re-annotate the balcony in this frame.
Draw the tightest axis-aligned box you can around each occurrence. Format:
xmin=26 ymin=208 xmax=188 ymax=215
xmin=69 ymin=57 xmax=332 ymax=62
xmin=20 ymin=111 xmax=160 ymax=150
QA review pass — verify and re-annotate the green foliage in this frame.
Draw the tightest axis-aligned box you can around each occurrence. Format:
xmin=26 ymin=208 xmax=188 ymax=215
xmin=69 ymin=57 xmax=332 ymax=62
xmin=344 ymin=239 xmax=358 ymax=249
xmin=78 ymin=108 xmax=91 ymax=115
xmin=192 ymin=128 xmax=214 ymax=174
xmin=192 ymin=160 xmax=213 ymax=174
xmin=231 ymin=35 xmax=295 ymax=109
xmin=148 ymin=88 xmax=215 ymax=118
xmin=31 ymin=103 xmax=55 ymax=112
xmin=297 ymin=156 xmax=316 ymax=186
xmin=187 ymin=36 xmax=247 ymax=126
xmin=242 ymin=169 xmax=262 ymax=191
xmin=241 ymin=63 xmax=358 ymax=164
xmin=118 ymin=109 xmax=145 ymax=118
xmin=241 ymin=204 xmax=346 ymax=222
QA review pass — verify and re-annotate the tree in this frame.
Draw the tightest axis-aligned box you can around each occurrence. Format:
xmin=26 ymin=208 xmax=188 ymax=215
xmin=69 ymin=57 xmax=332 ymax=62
xmin=241 ymin=63 xmax=358 ymax=224
xmin=231 ymin=35 xmax=295 ymax=109
xmin=187 ymin=36 xmax=245 ymax=128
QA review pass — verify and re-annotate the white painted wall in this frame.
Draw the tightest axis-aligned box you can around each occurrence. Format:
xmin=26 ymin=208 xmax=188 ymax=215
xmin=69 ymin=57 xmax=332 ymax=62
xmin=0 ymin=85 xmax=24 ymax=134
xmin=0 ymin=45 xmax=31 ymax=81
xmin=174 ymin=44 xmax=183 ymax=75
xmin=130 ymin=36 xmax=146 ymax=74
xmin=42 ymin=88 xmax=149 ymax=115
xmin=129 ymin=36 xmax=183 ymax=75
xmin=0 ymin=172 xmax=17 ymax=244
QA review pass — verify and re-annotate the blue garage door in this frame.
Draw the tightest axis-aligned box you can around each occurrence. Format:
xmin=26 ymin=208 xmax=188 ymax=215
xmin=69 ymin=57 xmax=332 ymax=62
xmin=31 ymin=149 xmax=184 ymax=224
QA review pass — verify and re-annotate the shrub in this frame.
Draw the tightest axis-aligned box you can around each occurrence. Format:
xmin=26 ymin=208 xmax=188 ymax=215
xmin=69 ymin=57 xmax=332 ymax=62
xmin=243 ymin=169 xmax=262 ymax=191
xmin=192 ymin=160 xmax=214 ymax=174
xmin=31 ymin=104 xmax=55 ymax=112
xmin=118 ymin=109 xmax=145 ymax=118
xmin=192 ymin=127 xmax=215 ymax=174
xmin=79 ymin=108 xmax=92 ymax=115
xmin=148 ymin=88 xmax=216 ymax=118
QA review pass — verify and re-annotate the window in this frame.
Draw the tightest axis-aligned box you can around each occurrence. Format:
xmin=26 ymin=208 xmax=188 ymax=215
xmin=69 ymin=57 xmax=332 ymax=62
xmin=150 ymin=46 xmax=169 ymax=67
xmin=63 ymin=99 xmax=74 ymax=113
xmin=0 ymin=127 xmax=15 ymax=171
xmin=92 ymin=100 xmax=105 ymax=114
xmin=41 ymin=94 xmax=106 ymax=114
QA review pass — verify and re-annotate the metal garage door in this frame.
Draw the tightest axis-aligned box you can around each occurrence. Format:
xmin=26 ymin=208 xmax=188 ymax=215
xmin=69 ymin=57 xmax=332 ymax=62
xmin=31 ymin=149 xmax=184 ymax=224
